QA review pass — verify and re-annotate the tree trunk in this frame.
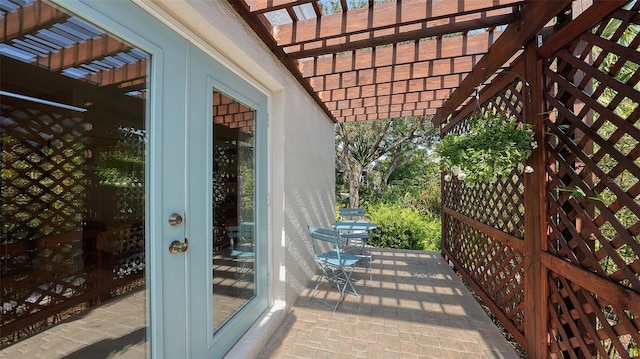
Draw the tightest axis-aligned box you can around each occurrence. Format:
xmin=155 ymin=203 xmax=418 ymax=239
xmin=348 ymin=165 xmax=362 ymax=208
xmin=380 ymin=147 xmax=404 ymax=192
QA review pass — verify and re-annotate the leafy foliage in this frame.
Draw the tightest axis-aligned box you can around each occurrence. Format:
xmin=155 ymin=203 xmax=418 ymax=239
xmin=366 ymin=151 xmax=441 ymax=217
xmin=365 ymin=203 xmax=441 ymax=251
xmin=336 ymin=116 xmax=437 ymax=207
xmin=335 ymin=117 xmax=442 ymax=251
xmin=435 ymin=110 xmax=536 ymax=183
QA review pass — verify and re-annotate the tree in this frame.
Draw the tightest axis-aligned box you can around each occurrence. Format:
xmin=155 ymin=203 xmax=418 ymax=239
xmin=335 ymin=116 xmax=437 ymax=208
xmin=377 ymin=149 xmax=442 ymax=216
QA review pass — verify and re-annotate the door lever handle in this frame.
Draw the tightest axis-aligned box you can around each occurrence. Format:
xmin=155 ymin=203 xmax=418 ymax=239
xmin=169 ymin=238 xmax=189 ymax=254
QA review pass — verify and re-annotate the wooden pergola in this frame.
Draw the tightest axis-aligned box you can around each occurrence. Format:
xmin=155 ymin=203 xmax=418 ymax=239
xmin=230 ymin=1 xmax=640 ymax=359
xmin=230 ymin=0 xmax=571 ymax=125
xmin=2 ymin=1 xmax=639 ymax=358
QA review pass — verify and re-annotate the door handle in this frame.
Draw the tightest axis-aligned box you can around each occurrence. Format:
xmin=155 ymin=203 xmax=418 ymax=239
xmin=169 ymin=238 xmax=189 ymax=254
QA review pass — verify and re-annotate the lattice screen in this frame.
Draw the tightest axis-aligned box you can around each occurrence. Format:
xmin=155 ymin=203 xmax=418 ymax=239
xmin=1 ymin=99 xmax=146 ymax=342
xmin=212 ymin=90 xmax=255 ymax=251
xmin=1 ymin=99 xmax=93 ymax=339
xmin=443 ymin=2 xmax=640 ymax=357
xmin=544 ymin=2 xmax=640 ymax=357
xmin=213 ymin=140 xmax=237 ymax=251
xmin=442 ymin=80 xmax=529 ymax=344
xmin=442 ymin=215 xmax=526 ymax=333
xmin=1 ymin=100 xmax=86 ymax=242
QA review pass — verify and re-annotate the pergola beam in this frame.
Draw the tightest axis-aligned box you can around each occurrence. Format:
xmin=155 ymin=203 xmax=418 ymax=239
xmin=434 ymin=0 xmax=572 ymax=125
xmin=274 ymin=0 xmax=519 ymax=47
xmin=298 ymin=31 xmax=502 ymax=78
xmin=37 ymin=34 xmax=130 ymax=72
xmin=0 ymin=1 xmax=68 ymax=42
xmin=285 ymin=14 xmax=514 ymax=59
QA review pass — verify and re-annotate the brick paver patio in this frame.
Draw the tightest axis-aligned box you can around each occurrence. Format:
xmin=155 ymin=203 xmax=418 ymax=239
xmin=0 ymin=249 xmax=519 ymax=359
xmin=258 ymin=249 xmax=519 ymax=359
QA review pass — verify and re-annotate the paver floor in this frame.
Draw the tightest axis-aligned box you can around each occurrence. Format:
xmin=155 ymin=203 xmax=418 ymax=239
xmin=258 ymin=249 xmax=519 ymax=359
xmin=1 ymin=249 xmax=520 ymax=359
xmin=0 ymin=290 xmax=147 ymax=359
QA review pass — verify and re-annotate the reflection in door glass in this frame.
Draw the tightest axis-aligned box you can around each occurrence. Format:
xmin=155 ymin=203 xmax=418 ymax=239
xmin=1 ymin=1 xmax=149 ymax=357
xmin=212 ymin=90 xmax=256 ymax=333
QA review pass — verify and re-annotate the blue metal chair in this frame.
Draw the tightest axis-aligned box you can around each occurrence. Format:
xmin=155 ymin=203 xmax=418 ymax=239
xmin=228 ymin=223 xmax=255 ymax=294
xmin=337 ymin=208 xmax=373 ymax=274
xmin=337 ymin=208 xmax=370 ymax=253
xmin=308 ymin=225 xmax=361 ymax=313
xmin=339 ymin=207 xmax=366 ymax=220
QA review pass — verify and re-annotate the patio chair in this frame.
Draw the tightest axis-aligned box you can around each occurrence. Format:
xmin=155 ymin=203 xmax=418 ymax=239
xmin=337 ymin=208 xmax=372 ymax=272
xmin=308 ymin=225 xmax=361 ymax=313
xmin=339 ymin=207 xmax=366 ymax=221
xmin=227 ymin=223 xmax=255 ymax=294
xmin=337 ymin=208 xmax=370 ymax=252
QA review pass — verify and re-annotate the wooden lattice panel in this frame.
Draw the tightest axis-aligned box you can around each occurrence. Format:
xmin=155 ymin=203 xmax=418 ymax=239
xmin=440 ymin=2 xmax=640 ymax=357
xmin=1 ymin=100 xmax=86 ymax=242
xmin=0 ymin=98 xmax=145 ymax=342
xmin=213 ymin=139 xmax=237 ymax=251
xmin=1 ymin=231 xmax=100 ymax=338
xmin=443 ymin=80 xmax=524 ymax=238
xmin=442 ymin=81 xmax=527 ymax=235
xmin=0 ymin=99 xmax=92 ymax=340
xmin=541 ymin=2 xmax=640 ymax=358
xmin=444 ymin=176 xmax=525 ymax=238
xmin=443 ymin=213 xmax=526 ymax=337
xmin=547 ymin=270 xmax=640 ymax=358
xmin=98 ymin=222 xmax=144 ymax=281
xmin=544 ymin=3 xmax=640 ymax=293
xmin=441 ymin=78 xmax=529 ymax=345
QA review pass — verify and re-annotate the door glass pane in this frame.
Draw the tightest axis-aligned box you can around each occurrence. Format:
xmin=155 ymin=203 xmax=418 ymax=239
xmin=212 ymin=90 xmax=255 ymax=333
xmin=1 ymin=1 xmax=149 ymax=357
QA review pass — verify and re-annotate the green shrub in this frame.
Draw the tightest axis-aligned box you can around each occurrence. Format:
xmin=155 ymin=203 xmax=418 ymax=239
xmin=365 ymin=203 xmax=441 ymax=251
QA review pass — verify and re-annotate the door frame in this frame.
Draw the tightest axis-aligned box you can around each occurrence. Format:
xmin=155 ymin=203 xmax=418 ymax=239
xmin=52 ymin=1 xmax=272 ymax=357
xmin=50 ymin=1 xmax=187 ymax=357
xmin=186 ymin=44 xmax=269 ymax=358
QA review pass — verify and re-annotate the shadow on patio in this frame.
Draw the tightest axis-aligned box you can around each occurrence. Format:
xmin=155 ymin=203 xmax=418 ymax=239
xmin=259 ymin=248 xmax=519 ymax=359
xmin=0 ymin=248 xmax=521 ymax=359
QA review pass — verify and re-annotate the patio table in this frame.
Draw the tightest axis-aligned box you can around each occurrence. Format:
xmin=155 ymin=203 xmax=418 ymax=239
xmin=331 ymin=220 xmax=377 ymax=232
xmin=332 ymin=220 xmax=377 ymax=279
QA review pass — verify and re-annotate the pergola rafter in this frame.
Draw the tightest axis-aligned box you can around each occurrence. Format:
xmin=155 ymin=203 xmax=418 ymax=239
xmin=299 ymin=30 xmax=502 ymax=78
xmin=232 ymin=0 xmax=533 ymax=123
xmin=281 ymin=13 xmax=515 ymax=60
xmin=36 ymin=35 xmax=131 ymax=73
xmin=0 ymin=0 xmax=68 ymax=42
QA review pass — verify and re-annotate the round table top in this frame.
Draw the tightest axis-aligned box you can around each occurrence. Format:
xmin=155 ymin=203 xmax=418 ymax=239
xmin=332 ymin=220 xmax=377 ymax=231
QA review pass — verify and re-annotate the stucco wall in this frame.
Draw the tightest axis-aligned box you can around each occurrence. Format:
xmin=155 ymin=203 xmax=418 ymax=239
xmin=281 ymin=96 xmax=336 ymax=306
xmin=144 ymin=0 xmax=336 ymax=343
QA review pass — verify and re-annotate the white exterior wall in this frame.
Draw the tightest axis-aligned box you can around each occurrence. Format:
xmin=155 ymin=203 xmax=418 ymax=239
xmin=137 ymin=0 xmax=336 ymax=357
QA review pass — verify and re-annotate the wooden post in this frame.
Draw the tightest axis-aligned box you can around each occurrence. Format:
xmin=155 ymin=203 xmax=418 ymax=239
xmin=440 ymin=126 xmax=448 ymax=262
xmin=523 ymin=37 xmax=549 ymax=359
